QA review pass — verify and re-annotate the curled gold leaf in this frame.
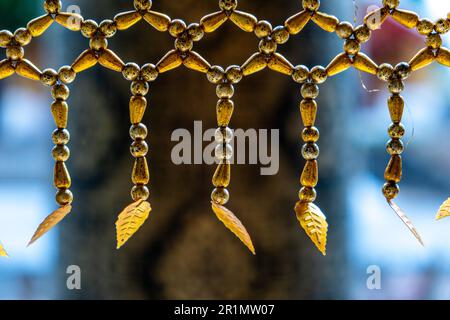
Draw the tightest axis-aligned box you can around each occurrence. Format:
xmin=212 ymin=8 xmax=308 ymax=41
xmin=295 ymin=201 xmax=328 ymax=255
xmin=0 ymin=242 xmax=9 ymax=258
xmin=211 ymin=201 xmax=255 ymax=255
xmin=436 ymin=198 xmax=450 ymax=220
xmin=388 ymin=200 xmax=424 ymax=246
xmin=28 ymin=204 xmax=72 ymax=246
xmin=115 ymin=200 xmax=151 ymax=249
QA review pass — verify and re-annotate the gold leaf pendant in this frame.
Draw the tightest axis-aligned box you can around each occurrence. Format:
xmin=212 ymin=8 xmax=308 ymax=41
xmin=436 ymin=198 xmax=450 ymax=220
xmin=0 ymin=242 xmax=9 ymax=258
xmin=115 ymin=199 xmax=151 ymax=249
xmin=211 ymin=201 xmax=255 ymax=255
xmin=295 ymin=201 xmax=328 ymax=255
xmin=388 ymin=200 xmax=424 ymax=246
xmin=28 ymin=204 xmax=72 ymax=246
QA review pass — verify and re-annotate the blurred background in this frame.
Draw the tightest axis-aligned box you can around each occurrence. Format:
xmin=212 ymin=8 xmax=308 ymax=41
xmin=1 ymin=0 xmax=450 ymax=300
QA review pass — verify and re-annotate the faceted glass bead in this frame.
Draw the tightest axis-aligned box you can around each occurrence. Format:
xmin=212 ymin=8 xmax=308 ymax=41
xmin=215 ymin=144 xmax=233 ymax=160
xmin=214 ymin=127 xmax=233 ymax=143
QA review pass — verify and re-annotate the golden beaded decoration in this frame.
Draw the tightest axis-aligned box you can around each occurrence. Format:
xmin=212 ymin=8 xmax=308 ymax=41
xmin=1 ymin=0 xmax=450 ymax=258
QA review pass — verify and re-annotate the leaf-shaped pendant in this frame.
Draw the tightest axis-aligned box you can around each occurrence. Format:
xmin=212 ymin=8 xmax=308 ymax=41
xmin=436 ymin=198 xmax=450 ymax=220
xmin=115 ymin=199 xmax=151 ymax=249
xmin=28 ymin=204 xmax=72 ymax=246
xmin=0 ymin=242 xmax=8 ymax=258
xmin=388 ymin=200 xmax=424 ymax=246
xmin=295 ymin=201 xmax=328 ymax=255
xmin=211 ymin=201 xmax=255 ymax=255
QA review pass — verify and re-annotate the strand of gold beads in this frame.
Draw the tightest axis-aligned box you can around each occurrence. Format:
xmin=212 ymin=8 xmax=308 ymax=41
xmin=209 ymin=65 xmax=255 ymax=255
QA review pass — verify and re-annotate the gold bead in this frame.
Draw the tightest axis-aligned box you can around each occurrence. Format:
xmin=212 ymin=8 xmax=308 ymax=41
xmin=302 ymin=143 xmax=320 ymax=160
xmin=114 ymin=11 xmax=142 ymax=30
xmin=51 ymin=100 xmax=69 ymax=128
xmin=255 ymin=20 xmax=272 ymax=38
xmin=140 ymin=63 xmax=159 ymax=81
xmin=40 ymin=68 xmax=59 ymax=86
xmin=298 ymin=186 xmax=316 ymax=203
xmin=6 ymin=46 xmax=24 ymax=60
xmin=301 ymin=160 xmax=318 ymax=187
xmin=376 ymin=63 xmax=394 ymax=81
xmin=44 ymin=0 xmax=62 ymax=14
xmin=134 ymin=0 xmax=152 ymax=11
xmin=129 ymin=96 xmax=147 ymax=124
xmin=14 ymin=28 xmax=32 ymax=46
xmin=81 ymin=20 xmax=98 ymax=38
xmin=52 ymin=145 xmax=70 ymax=161
xmin=271 ymin=26 xmax=289 ymax=44
xmin=131 ymin=80 xmax=149 ymax=96
xmin=292 ymin=65 xmax=309 ymax=83
xmin=241 ymin=53 xmax=267 ymax=76
xmin=211 ymin=187 xmax=229 ymax=205
xmin=200 ymin=11 xmax=228 ymax=33
xmin=354 ymin=25 xmax=371 ymax=43
xmin=302 ymin=126 xmax=320 ymax=142
xmin=90 ymin=35 xmax=108 ymax=51
xmin=56 ymin=189 xmax=73 ymax=205
xmin=268 ymin=53 xmax=294 ymax=75
xmin=58 ymin=66 xmax=76 ymax=84
xmin=225 ymin=65 xmax=243 ymax=84
xmin=386 ymin=139 xmax=404 ymax=155
xmin=132 ymin=157 xmax=150 ymax=185
xmin=216 ymin=99 xmax=234 ymax=127
xmin=426 ymin=33 xmax=442 ymax=49
xmin=325 ymin=53 xmax=352 ymax=76
xmin=54 ymin=161 xmax=71 ymax=189
xmin=285 ymin=10 xmax=311 ymax=35
xmin=435 ymin=18 xmax=450 ymax=34
xmin=207 ymin=65 xmax=225 ymax=84
xmin=343 ymin=38 xmax=360 ymax=55
xmin=259 ymin=38 xmax=277 ymax=54
xmin=219 ymin=0 xmax=237 ymax=11
xmin=303 ymin=0 xmax=320 ymax=11
xmin=187 ymin=23 xmax=204 ymax=41
xmin=131 ymin=185 xmax=150 ymax=201
xmin=300 ymin=99 xmax=317 ymax=127
xmin=212 ymin=161 xmax=231 ymax=188
xmin=130 ymin=123 xmax=148 ymax=140
xmin=16 ymin=59 xmax=42 ymax=81
xmin=174 ymin=34 xmax=193 ymax=52
xmin=388 ymin=94 xmax=404 ymax=123
xmin=0 ymin=59 xmax=14 ymax=80
xmin=130 ymin=140 xmax=149 ymax=157
xmin=364 ymin=7 xmax=389 ymax=30
xmin=336 ymin=21 xmax=353 ymax=39
xmin=122 ymin=62 xmax=141 ymax=81
xmin=216 ymin=83 xmax=234 ymax=99
xmin=51 ymin=84 xmax=70 ymax=100
xmin=394 ymin=62 xmax=411 ymax=79
xmin=382 ymin=182 xmax=399 ymax=200
xmin=52 ymin=128 xmax=70 ymax=145
xmin=55 ymin=12 xmax=83 ymax=31
xmin=409 ymin=47 xmax=435 ymax=71
xmin=230 ymin=11 xmax=258 ymax=32
xmin=383 ymin=0 xmax=399 ymax=9
xmin=0 ymin=30 xmax=13 ymax=47
xmin=387 ymin=77 xmax=404 ymax=94
xmin=384 ymin=155 xmax=402 ymax=183
xmin=301 ymin=83 xmax=319 ymax=99
xmin=156 ymin=50 xmax=182 ymax=73
xmin=98 ymin=49 xmax=125 ymax=72
xmin=168 ymin=19 xmax=186 ymax=37
xmin=71 ymin=49 xmax=98 ymax=73
xmin=99 ymin=19 xmax=117 ymax=37
xmin=353 ymin=53 xmax=379 ymax=75
xmin=143 ymin=11 xmax=171 ymax=32
xmin=416 ymin=18 xmax=434 ymax=35
xmin=311 ymin=12 xmax=339 ymax=32
xmin=391 ymin=9 xmax=419 ymax=29
xmin=436 ymin=47 xmax=450 ymax=67
xmin=310 ymin=66 xmax=327 ymax=84
xmin=388 ymin=123 xmax=405 ymax=139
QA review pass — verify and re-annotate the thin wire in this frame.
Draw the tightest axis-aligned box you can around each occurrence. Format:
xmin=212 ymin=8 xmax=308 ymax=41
xmin=403 ymin=99 xmax=415 ymax=149
xmin=353 ymin=0 xmax=381 ymax=93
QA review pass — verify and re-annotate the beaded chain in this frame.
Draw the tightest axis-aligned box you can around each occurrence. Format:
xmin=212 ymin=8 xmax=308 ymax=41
xmin=0 ymin=0 xmax=449 ymax=258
